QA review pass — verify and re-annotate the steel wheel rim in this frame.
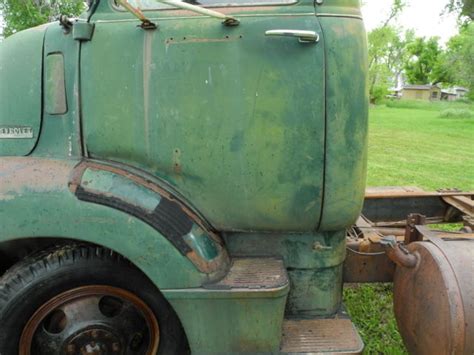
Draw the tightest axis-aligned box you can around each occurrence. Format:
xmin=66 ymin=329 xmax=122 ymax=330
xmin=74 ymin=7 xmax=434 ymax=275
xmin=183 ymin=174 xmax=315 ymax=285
xmin=19 ymin=285 xmax=160 ymax=355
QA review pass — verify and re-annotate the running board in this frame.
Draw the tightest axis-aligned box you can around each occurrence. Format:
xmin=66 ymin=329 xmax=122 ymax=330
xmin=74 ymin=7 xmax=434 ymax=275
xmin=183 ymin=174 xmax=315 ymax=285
xmin=281 ymin=318 xmax=364 ymax=354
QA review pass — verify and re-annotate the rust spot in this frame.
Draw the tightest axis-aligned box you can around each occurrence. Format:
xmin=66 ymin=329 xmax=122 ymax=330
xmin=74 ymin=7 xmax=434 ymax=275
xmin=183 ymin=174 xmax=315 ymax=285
xmin=173 ymin=148 xmax=181 ymax=174
xmin=186 ymin=249 xmax=229 ymax=275
xmin=0 ymin=158 xmax=74 ymax=200
xmin=165 ymin=36 xmax=241 ymax=45
xmin=392 ymin=236 xmax=473 ymax=354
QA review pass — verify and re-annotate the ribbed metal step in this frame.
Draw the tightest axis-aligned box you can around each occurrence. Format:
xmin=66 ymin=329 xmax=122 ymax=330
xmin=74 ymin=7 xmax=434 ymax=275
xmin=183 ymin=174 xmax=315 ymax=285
xmin=281 ymin=318 xmax=364 ymax=354
xmin=205 ymin=257 xmax=288 ymax=290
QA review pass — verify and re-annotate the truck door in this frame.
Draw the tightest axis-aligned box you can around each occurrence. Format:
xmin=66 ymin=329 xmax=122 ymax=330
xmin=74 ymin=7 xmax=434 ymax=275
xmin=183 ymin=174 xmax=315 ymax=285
xmin=81 ymin=0 xmax=326 ymax=232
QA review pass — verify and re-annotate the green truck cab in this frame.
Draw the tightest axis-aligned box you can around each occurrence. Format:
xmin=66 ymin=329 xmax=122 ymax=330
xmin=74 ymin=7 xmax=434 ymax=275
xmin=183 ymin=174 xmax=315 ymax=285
xmin=0 ymin=0 xmax=368 ymax=353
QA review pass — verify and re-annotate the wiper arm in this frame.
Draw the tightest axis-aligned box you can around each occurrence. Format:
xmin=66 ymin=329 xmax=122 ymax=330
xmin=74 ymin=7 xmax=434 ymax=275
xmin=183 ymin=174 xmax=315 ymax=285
xmin=156 ymin=0 xmax=239 ymax=26
xmin=116 ymin=0 xmax=239 ymax=28
xmin=116 ymin=0 xmax=158 ymax=29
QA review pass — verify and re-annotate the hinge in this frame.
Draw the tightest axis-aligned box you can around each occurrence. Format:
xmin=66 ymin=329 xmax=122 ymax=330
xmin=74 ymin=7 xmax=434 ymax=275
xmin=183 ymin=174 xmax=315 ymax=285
xmin=73 ymin=22 xmax=95 ymax=42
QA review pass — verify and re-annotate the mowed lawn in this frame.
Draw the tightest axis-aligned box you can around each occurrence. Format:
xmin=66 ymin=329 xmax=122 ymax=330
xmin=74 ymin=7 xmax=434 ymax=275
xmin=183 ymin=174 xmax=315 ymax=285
xmin=344 ymin=100 xmax=474 ymax=354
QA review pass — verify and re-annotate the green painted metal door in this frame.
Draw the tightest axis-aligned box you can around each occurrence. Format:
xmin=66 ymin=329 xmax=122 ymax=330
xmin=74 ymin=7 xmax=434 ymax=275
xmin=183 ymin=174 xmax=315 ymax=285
xmin=81 ymin=1 xmax=326 ymax=232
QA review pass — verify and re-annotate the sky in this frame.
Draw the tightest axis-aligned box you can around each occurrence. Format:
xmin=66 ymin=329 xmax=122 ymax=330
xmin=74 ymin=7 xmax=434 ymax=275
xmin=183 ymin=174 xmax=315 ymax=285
xmin=361 ymin=0 xmax=460 ymax=44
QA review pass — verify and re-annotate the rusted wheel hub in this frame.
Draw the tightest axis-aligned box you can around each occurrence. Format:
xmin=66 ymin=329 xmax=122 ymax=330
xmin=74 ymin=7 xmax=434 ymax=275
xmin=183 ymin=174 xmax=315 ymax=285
xmin=65 ymin=328 xmax=122 ymax=354
xmin=19 ymin=285 xmax=160 ymax=355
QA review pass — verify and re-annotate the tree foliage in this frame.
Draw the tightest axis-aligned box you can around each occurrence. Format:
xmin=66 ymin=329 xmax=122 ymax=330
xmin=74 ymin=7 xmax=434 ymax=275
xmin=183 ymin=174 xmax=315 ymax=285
xmin=368 ymin=27 xmax=413 ymax=102
xmin=0 ymin=0 xmax=85 ymax=37
xmin=447 ymin=0 xmax=474 ymax=20
xmin=443 ymin=23 xmax=474 ymax=98
xmin=403 ymin=37 xmax=449 ymax=85
xmin=367 ymin=0 xmax=409 ymax=103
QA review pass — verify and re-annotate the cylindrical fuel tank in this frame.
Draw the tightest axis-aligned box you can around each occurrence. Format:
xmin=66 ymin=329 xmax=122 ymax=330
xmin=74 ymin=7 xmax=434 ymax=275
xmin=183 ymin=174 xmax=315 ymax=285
xmin=393 ymin=238 xmax=474 ymax=355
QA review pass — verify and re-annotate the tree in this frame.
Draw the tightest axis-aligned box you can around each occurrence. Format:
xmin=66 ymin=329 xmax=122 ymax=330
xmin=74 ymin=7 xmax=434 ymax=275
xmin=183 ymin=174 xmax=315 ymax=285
xmin=368 ymin=27 xmax=405 ymax=102
xmin=366 ymin=0 xmax=409 ymax=103
xmin=381 ymin=0 xmax=406 ymax=27
xmin=0 ymin=0 xmax=85 ymax=38
xmin=404 ymin=37 xmax=449 ymax=85
xmin=443 ymin=23 xmax=474 ymax=98
xmin=447 ymin=0 xmax=474 ymax=20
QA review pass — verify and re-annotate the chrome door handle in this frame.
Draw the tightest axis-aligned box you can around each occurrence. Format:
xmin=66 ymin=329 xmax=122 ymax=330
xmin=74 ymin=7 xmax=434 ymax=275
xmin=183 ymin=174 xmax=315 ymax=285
xmin=265 ymin=30 xmax=319 ymax=43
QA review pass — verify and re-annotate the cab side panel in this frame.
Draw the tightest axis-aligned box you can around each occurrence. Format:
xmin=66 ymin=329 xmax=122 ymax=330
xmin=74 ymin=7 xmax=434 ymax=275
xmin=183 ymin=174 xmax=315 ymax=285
xmin=0 ymin=27 xmax=45 ymax=156
xmin=81 ymin=13 xmax=326 ymax=233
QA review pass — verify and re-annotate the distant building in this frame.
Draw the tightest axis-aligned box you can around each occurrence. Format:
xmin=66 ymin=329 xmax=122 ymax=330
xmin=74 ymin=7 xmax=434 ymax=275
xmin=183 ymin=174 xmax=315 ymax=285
xmin=441 ymin=87 xmax=470 ymax=101
xmin=400 ymin=85 xmax=441 ymax=101
xmin=441 ymin=91 xmax=457 ymax=101
xmin=453 ymin=87 xmax=469 ymax=100
xmin=386 ymin=87 xmax=402 ymax=100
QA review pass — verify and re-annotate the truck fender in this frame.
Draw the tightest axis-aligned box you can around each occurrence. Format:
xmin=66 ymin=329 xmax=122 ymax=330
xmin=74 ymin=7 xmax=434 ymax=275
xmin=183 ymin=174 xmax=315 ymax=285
xmin=0 ymin=157 xmax=229 ymax=289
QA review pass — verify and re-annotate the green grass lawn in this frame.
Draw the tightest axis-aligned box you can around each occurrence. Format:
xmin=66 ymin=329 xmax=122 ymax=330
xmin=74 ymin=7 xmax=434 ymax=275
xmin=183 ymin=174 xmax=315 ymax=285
xmin=344 ymin=100 xmax=474 ymax=354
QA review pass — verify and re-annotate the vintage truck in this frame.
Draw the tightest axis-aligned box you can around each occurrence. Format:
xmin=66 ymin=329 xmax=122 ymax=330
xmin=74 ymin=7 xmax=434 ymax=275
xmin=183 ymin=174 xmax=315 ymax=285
xmin=1 ymin=0 xmax=473 ymax=353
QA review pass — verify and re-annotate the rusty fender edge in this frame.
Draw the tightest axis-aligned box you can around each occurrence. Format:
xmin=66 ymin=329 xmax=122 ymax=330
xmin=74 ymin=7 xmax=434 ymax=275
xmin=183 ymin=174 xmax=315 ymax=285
xmin=0 ymin=157 xmax=229 ymax=287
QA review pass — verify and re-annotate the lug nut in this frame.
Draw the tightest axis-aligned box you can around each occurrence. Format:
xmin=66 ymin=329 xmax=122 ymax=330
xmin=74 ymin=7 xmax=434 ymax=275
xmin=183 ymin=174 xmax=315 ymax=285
xmin=130 ymin=333 xmax=144 ymax=350
xmin=112 ymin=342 xmax=121 ymax=352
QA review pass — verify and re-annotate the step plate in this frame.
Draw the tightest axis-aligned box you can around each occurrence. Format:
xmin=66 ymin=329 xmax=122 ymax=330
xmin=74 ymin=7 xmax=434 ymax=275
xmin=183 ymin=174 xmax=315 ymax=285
xmin=281 ymin=319 xmax=364 ymax=354
xmin=206 ymin=257 xmax=288 ymax=290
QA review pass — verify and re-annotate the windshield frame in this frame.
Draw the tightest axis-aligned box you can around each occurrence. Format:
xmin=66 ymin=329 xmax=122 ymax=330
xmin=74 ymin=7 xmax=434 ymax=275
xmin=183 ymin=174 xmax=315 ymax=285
xmin=110 ymin=0 xmax=299 ymax=12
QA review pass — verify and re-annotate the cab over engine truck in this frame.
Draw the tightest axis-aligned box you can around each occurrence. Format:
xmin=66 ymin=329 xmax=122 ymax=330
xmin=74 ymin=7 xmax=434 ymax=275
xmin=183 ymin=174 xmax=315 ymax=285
xmin=1 ymin=0 xmax=473 ymax=354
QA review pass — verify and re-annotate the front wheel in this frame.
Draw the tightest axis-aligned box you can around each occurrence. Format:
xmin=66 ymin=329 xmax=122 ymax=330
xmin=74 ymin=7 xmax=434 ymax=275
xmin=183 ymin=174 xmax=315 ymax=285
xmin=0 ymin=245 xmax=189 ymax=355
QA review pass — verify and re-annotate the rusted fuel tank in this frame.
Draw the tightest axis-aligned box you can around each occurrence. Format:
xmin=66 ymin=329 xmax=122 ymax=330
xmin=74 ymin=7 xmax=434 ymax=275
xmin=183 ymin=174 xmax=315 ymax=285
xmin=391 ymin=237 xmax=474 ymax=355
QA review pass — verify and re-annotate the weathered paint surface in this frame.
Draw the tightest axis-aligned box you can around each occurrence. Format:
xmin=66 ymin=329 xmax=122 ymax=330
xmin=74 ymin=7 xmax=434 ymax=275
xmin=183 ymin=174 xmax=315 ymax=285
xmin=81 ymin=4 xmax=327 ymax=232
xmin=70 ymin=159 xmax=230 ymax=274
xmin=38 ymin=24 xmax=84 ymax=158
xmin=318 ymin=17 xmax=369 ymax=231
xmin=316 ymin=0 xmax=363 ymax=17
xmin=166 ymin=290 xmax=288 ymax=353
xmin=0 ymin=157 xmax=218 ymax=287
xmin=0 ymin=27 xmax=45 ymax=156
xmin=224 ymin=230 xmax=346 ymax=316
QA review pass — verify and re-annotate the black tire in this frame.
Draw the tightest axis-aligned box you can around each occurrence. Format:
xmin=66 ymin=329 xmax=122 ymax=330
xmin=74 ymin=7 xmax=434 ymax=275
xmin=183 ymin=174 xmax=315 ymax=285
xmin=0 ymin=244 xmax=189 ymax=355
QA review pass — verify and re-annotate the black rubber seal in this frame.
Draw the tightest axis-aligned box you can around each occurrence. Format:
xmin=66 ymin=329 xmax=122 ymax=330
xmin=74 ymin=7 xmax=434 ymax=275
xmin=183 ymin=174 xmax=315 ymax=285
xmin=75 ymin=186 xmax=192 ymax=255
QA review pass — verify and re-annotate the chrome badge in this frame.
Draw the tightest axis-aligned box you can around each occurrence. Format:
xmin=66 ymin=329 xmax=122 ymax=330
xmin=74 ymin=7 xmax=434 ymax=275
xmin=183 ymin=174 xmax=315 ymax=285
xmin=0 ymin=126 xmax=34 ymax=139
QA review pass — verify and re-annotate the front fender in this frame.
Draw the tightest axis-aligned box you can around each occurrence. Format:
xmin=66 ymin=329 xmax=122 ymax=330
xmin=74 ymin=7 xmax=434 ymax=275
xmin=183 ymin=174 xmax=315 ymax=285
xmin=0 ymin=157 xmax=229 ymax=289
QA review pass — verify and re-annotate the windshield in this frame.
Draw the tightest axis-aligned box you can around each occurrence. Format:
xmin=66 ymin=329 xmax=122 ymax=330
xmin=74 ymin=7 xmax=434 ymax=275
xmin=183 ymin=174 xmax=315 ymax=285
xmin=126 ymin=0 xmax=295 ymax=9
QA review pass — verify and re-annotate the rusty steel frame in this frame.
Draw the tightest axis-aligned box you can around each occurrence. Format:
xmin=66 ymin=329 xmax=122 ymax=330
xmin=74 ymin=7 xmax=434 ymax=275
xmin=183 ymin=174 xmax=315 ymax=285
xmin=344 ymin=187 xmax=474 ymax=283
